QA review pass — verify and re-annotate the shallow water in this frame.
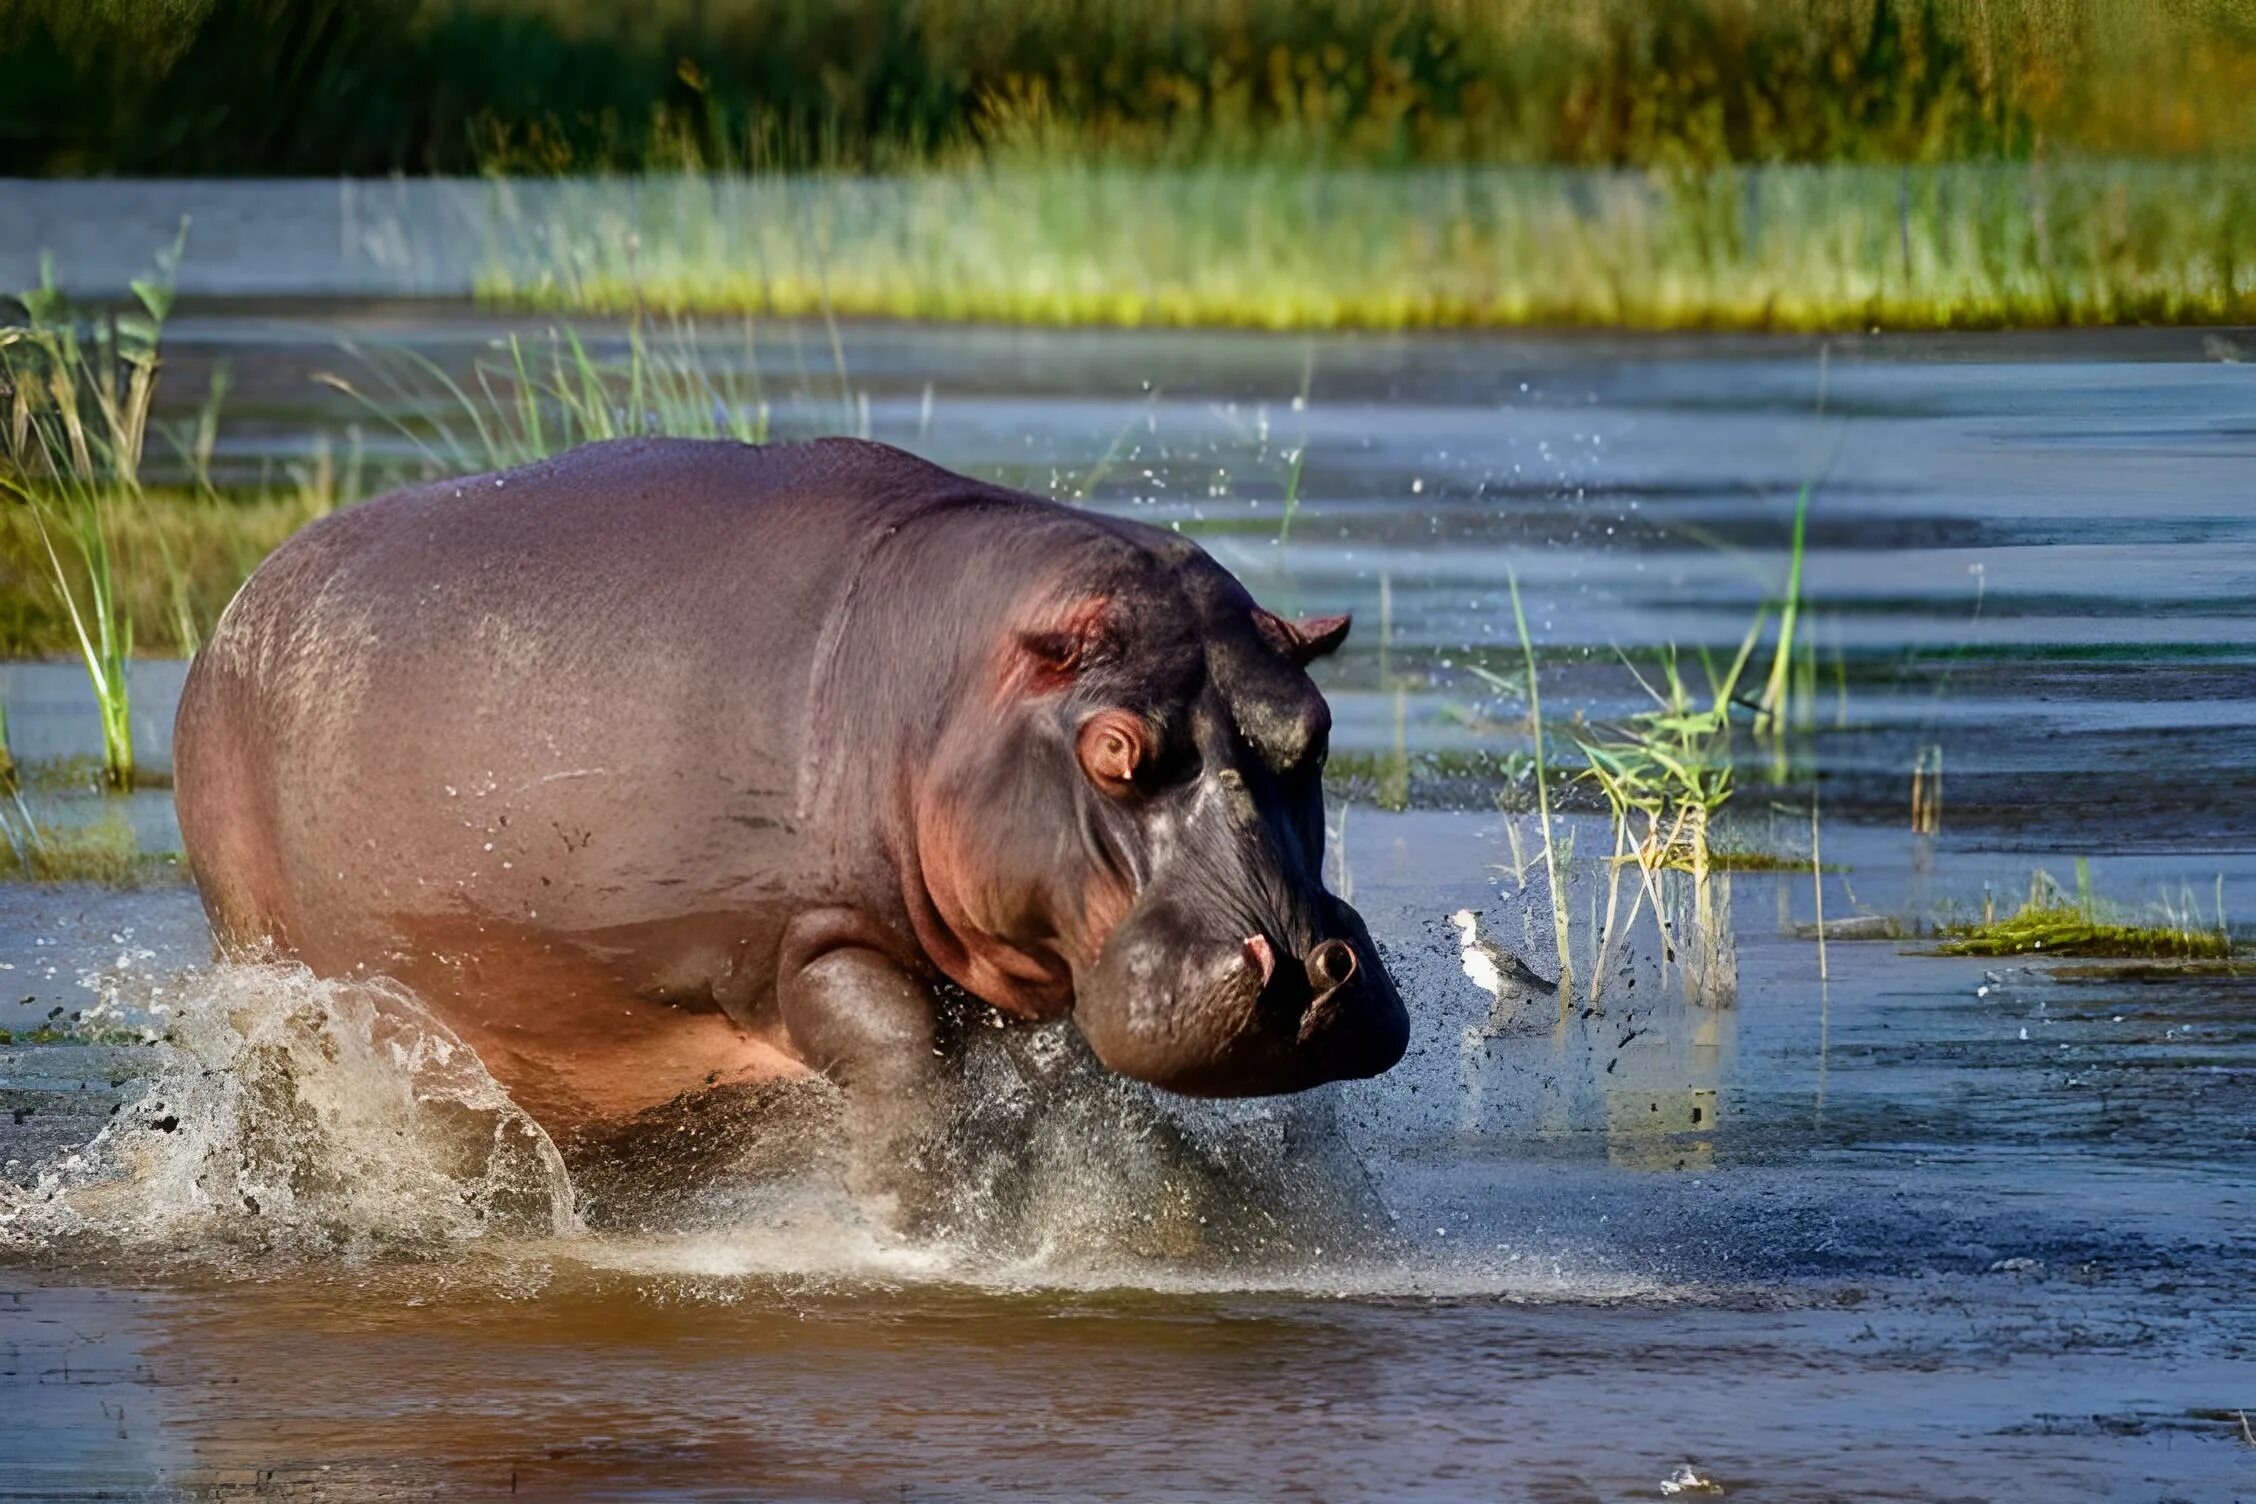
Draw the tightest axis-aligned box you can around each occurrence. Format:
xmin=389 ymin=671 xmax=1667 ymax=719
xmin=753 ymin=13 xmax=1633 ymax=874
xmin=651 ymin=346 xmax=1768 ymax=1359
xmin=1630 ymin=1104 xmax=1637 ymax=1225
xmin=3 ymin=318 xmax=2253 ymax=1500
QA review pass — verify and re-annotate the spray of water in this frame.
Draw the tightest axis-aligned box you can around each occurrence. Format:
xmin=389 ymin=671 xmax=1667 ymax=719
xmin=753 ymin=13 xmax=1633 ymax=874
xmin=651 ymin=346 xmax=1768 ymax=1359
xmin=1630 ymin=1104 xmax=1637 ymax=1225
xmin=0 ymin=946 xmax=1667 ymax=1302
xmin=1 ymin=961 xmax=577 ymax=1257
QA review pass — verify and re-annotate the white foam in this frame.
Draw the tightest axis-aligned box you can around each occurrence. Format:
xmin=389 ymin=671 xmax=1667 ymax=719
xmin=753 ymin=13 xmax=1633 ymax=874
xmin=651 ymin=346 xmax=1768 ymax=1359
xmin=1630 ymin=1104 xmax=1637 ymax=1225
xmin=2 ymin=960 xmax=577 ymax=1255
xmin=1 ymin=958 xmax=1667 ymax=1305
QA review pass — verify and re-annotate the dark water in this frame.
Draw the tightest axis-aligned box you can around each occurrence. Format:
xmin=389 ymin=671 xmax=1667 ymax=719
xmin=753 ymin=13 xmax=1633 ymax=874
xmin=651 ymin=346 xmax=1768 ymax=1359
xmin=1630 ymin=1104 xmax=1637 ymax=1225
xmin=3 ymin=316 xmax=2253 ymax=1500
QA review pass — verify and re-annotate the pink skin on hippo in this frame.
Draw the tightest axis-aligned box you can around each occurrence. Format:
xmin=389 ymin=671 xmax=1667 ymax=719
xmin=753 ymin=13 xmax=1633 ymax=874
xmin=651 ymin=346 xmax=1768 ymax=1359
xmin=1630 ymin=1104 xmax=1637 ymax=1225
xmin=172 ymin=437 xmax=1408 ymax=1197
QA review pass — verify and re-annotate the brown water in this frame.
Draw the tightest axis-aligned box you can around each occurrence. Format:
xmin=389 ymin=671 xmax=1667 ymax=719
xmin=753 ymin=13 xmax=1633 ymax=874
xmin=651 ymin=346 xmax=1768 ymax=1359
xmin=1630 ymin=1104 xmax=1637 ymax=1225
xmin=4 ymin=312 xmax=2254 ymax=1500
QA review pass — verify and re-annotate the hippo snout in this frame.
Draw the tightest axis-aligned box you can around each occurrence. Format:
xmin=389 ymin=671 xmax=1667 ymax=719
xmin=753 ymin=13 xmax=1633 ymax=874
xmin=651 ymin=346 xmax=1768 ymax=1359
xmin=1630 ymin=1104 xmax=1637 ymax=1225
xmin=1074 ymin=905 xmax=1408 ymax=1099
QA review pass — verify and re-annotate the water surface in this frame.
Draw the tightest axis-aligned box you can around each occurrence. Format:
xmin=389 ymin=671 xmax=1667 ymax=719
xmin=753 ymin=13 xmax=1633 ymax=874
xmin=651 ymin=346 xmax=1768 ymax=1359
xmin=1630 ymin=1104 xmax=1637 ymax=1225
xmin=3 ymin=318 xmax=2252 ymax=1501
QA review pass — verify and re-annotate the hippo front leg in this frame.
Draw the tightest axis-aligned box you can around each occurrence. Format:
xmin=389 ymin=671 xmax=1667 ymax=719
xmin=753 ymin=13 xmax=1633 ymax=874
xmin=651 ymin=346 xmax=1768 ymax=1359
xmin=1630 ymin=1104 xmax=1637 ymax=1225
xmin=777 ymin=915 xmax=949 ymax=1227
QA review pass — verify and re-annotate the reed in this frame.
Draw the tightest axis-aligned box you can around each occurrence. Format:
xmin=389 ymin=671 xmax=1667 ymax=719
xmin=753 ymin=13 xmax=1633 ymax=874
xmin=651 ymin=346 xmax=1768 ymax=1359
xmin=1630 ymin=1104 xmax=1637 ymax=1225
xmin=0 ymin=228 xmax=192 ymax=790
xmin=318 ymin=314 xmax=780 ymax=478
xmin=1753 ymin=481 xmax=1813 ymax=739
xmin=1911 ymin=743 xmax=1944 ymax=834
xmin=1499 ymin=568 xmax=1572 ymax=1009
xmin=1577 ymin=627 xmax=1764 ymax=1009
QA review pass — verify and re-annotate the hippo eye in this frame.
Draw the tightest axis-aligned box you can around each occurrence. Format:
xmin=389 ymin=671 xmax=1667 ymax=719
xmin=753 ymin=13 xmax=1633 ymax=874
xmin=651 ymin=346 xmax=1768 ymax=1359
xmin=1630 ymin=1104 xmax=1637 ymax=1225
xmin=1077 ymin=711 xmax=1146 ymax=795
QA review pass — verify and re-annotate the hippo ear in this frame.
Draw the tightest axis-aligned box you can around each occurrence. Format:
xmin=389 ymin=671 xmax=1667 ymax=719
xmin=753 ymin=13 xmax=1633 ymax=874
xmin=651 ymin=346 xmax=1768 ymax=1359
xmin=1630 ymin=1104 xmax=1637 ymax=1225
xmin=1254 ymin=609 xmax=1352 ymax=666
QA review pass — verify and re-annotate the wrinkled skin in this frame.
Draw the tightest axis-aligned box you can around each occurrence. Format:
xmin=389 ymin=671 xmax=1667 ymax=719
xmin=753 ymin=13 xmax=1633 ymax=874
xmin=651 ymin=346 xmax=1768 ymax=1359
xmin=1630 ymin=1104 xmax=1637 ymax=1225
xmin=175 ymin=438 xmax=1407 ymax=1199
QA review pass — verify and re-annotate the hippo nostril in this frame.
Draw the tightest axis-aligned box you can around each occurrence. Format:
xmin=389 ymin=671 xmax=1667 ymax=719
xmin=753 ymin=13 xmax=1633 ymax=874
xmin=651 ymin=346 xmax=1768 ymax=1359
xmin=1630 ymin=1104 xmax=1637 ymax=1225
xmin=1306 ymin=938 xmax=1356 ymax=993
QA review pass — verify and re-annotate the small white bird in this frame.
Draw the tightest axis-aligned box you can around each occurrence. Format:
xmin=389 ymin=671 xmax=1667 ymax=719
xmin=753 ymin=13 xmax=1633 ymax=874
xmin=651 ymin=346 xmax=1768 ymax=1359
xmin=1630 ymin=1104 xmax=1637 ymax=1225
xmin=1450 ymin=908 xmax=1558 ymax=1020
xmin=1454 ymin=908 xmax=1561 ymax=1134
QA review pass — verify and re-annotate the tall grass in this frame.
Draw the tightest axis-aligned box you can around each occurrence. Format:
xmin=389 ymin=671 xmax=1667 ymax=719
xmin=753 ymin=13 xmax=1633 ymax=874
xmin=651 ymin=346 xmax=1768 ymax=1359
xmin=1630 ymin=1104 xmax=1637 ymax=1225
xmin=1578 ymin=630 xmax=1763 ymax=1009
xmin=476 ymin=159 xmax=2256 ymax=331
xmin=317 ymin=315 xmax=786 ymax=478
xmin=0 ymin=229 xmax=195 ymax=790
xmin=0 ymin=491 xmax=332 ymax=660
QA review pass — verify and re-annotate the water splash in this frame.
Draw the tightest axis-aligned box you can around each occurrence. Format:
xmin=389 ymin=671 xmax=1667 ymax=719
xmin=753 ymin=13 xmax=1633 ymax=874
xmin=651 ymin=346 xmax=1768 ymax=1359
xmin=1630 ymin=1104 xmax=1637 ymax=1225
xmin=1 ymin=961 xmax=577 ymax=1256
xmin=0 ymin=952 xmax=1664 ymax=1303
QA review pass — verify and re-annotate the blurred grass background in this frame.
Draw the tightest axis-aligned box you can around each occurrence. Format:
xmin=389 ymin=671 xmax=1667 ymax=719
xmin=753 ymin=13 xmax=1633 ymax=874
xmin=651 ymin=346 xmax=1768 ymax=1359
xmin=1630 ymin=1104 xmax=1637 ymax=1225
xmin=5 ymin=0 xmax=2254 ymax=176
xmin=5 ymin=2 xmax=2255 ymax=327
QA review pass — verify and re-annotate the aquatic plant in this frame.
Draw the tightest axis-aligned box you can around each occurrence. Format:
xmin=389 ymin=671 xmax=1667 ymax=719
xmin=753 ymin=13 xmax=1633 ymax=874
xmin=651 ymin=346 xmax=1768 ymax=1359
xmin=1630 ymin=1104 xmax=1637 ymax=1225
xmin=1576 ymin=628 xmax=1765 ymax=1010
xmin=1941 ymin=867 xmax=2232 ymax=960
xmin=0 ymin=230 xmax=194 ymax=790
xmin=1486 ymin=567 xmax=1571 ymax=1010
xmin=1753 ymin=481 xmax=1813 ymax=742
xmin=0 ymin=692 xmax=15 ymax=796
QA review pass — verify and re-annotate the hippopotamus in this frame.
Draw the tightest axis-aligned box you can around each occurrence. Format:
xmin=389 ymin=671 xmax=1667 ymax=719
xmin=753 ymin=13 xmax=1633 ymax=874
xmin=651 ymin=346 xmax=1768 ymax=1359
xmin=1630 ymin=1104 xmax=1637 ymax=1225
xmin=174 ymin=437 xmax=1407 ymax=1190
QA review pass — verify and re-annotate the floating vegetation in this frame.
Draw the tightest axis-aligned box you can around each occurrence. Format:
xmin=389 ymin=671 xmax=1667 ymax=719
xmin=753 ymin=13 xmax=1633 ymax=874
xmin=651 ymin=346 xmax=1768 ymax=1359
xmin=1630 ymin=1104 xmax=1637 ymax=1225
xmin=1940 ymin=866 xmax=2232 ymax=961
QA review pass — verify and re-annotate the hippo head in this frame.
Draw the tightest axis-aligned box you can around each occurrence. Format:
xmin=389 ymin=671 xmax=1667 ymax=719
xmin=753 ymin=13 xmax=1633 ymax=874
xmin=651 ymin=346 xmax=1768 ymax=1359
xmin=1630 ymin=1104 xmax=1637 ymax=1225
xmin=912 ymin=532 xmax=1409 ymax=1098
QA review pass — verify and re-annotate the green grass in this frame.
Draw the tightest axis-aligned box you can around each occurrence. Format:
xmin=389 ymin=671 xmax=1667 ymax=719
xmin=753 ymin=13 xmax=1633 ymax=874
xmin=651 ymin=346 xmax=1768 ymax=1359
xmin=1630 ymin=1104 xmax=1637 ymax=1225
xmin=1940 ymin=867 xmax=2233 ymax=960
xmin=0 ymin=491 xmax=331 ymax=660
xmin=0 ymin=804 xmax=183 ymax=886
xmin=1940 ymin=906 xmax=2232 ymax=961
xmin=0 ymin=234 xmax=195 ymax=790
xmin=477 ymin=159 xmax=2256 ymax=331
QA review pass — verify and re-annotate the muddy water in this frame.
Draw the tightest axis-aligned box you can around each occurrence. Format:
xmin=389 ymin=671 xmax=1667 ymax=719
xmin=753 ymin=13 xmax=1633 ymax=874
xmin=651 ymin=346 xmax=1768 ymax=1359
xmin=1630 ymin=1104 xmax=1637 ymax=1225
xmin=4 ymin=321 xmax=2254 ymax=1500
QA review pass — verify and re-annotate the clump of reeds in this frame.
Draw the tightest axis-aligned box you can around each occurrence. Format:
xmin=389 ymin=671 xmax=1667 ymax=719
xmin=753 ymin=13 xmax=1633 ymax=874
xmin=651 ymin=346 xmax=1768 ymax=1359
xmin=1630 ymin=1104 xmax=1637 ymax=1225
xmin=0 ymin=228 xmax=196 ymax=791
xmin=1942 ymin=864 xmax=2232 ymax=960
xmin=1578 ymin=631 xmax=1764 ymax=1010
